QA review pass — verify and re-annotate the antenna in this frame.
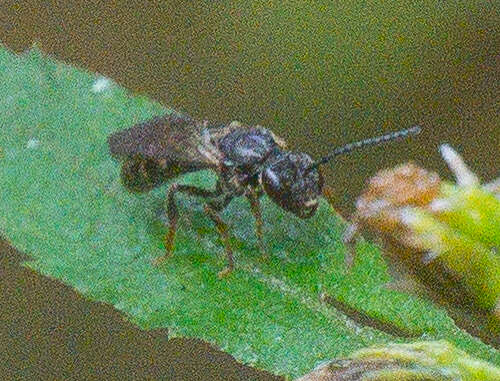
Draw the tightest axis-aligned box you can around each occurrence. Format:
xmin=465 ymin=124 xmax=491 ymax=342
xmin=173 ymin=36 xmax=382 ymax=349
xmin=307 ymin=125 xmax=421 ymax=172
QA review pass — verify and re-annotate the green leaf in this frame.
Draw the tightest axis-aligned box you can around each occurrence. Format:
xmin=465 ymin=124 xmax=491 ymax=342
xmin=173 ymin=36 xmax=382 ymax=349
xmin=0 ymin=46 xmax=498 ymax=379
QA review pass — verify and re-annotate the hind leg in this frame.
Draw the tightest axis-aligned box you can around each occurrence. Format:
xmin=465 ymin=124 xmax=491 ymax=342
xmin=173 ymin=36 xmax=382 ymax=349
xmin=203 ymin=204 xmax=235 ymax=278
xmin=153 ymin=184 xmax=220 ymax=266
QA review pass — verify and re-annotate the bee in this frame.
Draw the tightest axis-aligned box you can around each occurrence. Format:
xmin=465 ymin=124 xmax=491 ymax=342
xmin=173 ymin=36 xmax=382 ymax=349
xmin=108 ymin=112 xmax=420 ymax=277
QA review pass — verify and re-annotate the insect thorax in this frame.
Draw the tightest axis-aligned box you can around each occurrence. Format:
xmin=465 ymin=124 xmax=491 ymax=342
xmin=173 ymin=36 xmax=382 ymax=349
xmin=217 ymin=126 xmax=282 ymax=173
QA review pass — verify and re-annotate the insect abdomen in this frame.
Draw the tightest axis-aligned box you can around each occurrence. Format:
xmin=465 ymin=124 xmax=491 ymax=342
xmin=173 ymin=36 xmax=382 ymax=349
xmin=120 ymin=156 xmax=187 ymax=193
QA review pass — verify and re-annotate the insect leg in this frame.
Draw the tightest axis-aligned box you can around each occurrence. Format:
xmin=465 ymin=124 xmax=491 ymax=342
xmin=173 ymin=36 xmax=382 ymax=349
xmin=322 ymin=184 xmax=357 ymax=269
xmin=204 ymin=203 xmax=235 ymax=278
xmin=153 ymin=184 xmax=221 ymax=266
xmin=342 ymin=218 xmax=359 ymax=270
xmin=246 ymin=189 xmax=267 ymax=258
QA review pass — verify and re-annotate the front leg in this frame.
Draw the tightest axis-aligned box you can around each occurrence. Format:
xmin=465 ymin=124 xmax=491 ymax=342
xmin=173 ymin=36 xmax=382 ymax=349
xmin=322 ymin=184 xmax=356 ymax=269
xmin=153 ymin=183 xmax=220 ymax=266
xmin=342 ymin=217 xmax=359 ymax=270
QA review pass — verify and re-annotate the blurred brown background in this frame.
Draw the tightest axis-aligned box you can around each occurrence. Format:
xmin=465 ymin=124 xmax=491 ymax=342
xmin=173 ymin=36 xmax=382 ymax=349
xmin=1 ymin=0 xmax=498 ymax=215
xmin=0 ymin=239 xmax=278 ymax=380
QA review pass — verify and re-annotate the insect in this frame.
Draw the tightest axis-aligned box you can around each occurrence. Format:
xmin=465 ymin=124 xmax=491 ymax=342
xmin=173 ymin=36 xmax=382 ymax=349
xmin=108 ymin=112 xmax=421 ymax=277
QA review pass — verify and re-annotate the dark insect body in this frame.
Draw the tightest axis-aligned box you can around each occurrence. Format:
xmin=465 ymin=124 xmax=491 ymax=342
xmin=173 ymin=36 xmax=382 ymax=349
xmin=108 ymin=112 xmax=420 ymax=277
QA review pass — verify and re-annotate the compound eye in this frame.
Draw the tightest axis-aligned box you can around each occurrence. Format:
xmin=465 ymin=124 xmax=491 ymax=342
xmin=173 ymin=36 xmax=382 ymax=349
xmin=261 ymin=166 xmax=288 ymax=203
xmin=262 ymin=167 xmax=281 ymax=191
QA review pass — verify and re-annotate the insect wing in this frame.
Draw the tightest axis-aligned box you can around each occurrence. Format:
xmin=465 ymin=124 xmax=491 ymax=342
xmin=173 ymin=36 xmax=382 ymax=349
xmin=108 ymin=113 xmax=218 ymax=171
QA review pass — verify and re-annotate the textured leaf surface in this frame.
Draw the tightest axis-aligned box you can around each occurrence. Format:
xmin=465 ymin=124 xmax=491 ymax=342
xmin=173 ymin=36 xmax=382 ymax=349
xmin=0 ymin=46 xmax=497 ymax=378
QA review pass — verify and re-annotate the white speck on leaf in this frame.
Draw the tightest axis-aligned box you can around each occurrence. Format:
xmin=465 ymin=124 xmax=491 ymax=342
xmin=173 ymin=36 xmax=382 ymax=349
xmin=92 ymin=76 xmax=112 ymax=93
xmin=26 ymin=138 xmax=40 ymax=149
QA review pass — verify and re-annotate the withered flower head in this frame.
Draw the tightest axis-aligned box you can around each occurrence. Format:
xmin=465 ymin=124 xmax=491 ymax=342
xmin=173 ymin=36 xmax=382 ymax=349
xmin=345 ymin=145 xmax=500 ymax=348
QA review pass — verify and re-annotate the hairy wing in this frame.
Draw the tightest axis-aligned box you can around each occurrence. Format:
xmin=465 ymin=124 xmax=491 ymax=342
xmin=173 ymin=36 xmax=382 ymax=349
xmin=108 ymin=113 xmax=219 ymax=171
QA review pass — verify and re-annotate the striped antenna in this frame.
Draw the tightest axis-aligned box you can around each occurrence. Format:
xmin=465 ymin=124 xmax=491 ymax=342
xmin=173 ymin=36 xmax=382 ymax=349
xmin=307 ymin=125 xmax=421 ymax=172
